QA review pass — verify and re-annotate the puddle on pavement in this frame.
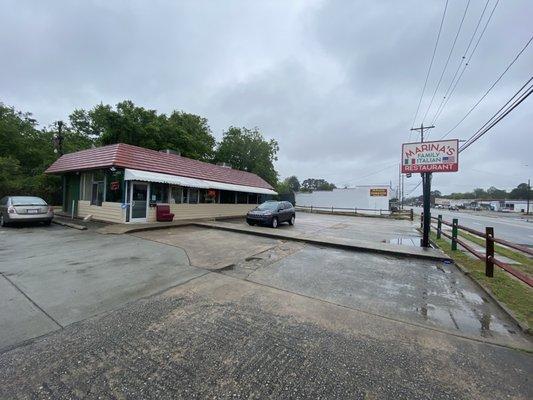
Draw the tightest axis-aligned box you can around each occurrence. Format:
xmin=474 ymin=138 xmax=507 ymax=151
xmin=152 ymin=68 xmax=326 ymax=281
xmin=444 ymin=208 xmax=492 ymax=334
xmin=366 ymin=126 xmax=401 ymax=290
xmin=414 ymin=292 xmax=515 ymax=337
xmin=383 ymin=237 xmax=420 ymax=246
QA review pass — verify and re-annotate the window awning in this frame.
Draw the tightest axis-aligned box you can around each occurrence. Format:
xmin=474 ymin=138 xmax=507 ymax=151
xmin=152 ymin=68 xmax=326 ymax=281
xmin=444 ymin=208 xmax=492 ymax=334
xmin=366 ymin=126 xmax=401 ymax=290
xmin=124 ymin=168 xmax=277 ymax=195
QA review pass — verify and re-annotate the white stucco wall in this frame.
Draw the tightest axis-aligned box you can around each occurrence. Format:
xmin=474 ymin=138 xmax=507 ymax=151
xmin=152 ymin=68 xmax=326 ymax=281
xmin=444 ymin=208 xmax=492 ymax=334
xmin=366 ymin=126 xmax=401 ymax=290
xmin=295 ymin=187 xmax=390 ymax=212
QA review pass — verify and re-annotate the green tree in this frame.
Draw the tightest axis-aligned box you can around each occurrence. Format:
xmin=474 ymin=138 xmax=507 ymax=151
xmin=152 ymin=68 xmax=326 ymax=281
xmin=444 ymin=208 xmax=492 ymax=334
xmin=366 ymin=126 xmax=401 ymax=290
xmin=509 ymin=183 xmax=531 ymax=200
xmin=69 ymin=101 xmax=216 ymax=161
xmin=0 ymin=103 xmax=94 ymax=202
xmin=214 ymin=127 xmax=279 ymax=186
xmin=301 ymin=178 xmax=336 ymax=192
xmin=487 ymin=186 xmax=508 ymax=199
xmin=285 ymin=176 xmax=301 ymax=192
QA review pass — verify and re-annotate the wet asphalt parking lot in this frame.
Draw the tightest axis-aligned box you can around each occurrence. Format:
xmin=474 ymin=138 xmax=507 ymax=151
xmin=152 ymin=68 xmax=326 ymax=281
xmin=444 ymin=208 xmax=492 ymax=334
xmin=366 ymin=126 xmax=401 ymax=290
xmin=0 ymin=214 xmax=532 ymax=399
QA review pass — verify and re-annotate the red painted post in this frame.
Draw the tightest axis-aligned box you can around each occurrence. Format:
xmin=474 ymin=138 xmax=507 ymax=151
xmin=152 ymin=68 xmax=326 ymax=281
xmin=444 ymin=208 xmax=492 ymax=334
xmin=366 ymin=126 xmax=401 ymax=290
xmin=486 ymin=227 xmax=494 ymax=277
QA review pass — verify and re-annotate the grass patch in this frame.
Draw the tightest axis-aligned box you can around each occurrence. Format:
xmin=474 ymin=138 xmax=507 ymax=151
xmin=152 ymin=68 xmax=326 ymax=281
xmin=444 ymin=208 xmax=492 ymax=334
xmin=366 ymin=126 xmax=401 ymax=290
xmin=431 ymin=232 xmax=533 ymax=328
xmin=457 ymin=231 xmax=533 ymax=277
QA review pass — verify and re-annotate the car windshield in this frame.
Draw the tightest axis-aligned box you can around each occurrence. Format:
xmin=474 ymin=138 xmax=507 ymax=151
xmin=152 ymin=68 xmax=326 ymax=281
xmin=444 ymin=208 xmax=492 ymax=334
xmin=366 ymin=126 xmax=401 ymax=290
xmin=11 ymin=196 xmax=47 ymax=206
xmin=256 ymin=202 xmax=279 ymax=211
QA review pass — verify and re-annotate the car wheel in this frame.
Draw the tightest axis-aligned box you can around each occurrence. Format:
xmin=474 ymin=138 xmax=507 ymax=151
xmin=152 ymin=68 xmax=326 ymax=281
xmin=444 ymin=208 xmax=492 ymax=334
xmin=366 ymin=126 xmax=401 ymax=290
xmin=247 ymin=221 xmax=255 ymax=226
xmin=44 ymin=219 xmax=52 ymax=226
xmin=289 ymin=215 xmax=295 ymax=225
xmin=271 ymin=217 xmax=278 ymax=228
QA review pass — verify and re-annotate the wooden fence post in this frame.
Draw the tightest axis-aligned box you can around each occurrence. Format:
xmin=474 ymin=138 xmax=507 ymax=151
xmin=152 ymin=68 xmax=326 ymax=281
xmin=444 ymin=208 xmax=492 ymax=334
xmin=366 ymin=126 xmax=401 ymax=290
xmin=485 ymin=227 xmax=494 ymax=277
xmin=451 ymin=218 xmax=458 ymax=251
xmin=410 ymin=208 xmax=414 ymax=221
xmin=437 ymin=215 xmax=442 ymax=239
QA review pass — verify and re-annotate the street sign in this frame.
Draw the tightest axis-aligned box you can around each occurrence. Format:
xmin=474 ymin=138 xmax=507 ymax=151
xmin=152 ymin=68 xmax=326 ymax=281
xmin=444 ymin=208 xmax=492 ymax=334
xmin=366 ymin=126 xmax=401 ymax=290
xmin=401 ymin=139 xmax=459 ymax=173
xmin=370 ymin=188 xmax=388 ymax=197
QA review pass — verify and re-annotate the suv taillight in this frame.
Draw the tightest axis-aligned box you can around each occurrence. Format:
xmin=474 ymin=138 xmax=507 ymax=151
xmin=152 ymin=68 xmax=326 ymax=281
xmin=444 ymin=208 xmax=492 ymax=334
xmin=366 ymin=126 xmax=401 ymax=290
xmin=7 ymin=205 xmax=16 ymax=214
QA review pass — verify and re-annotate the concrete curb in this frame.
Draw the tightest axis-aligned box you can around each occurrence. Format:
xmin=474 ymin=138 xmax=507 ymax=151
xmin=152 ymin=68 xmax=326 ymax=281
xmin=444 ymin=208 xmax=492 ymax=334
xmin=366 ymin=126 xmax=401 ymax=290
xmin=52 ymin=219 xmax=87 ymax=230
xmin=195 ymin=222 xmax=451 ymax=262
xmin=428 ymin=235 xmax=531 ymax=335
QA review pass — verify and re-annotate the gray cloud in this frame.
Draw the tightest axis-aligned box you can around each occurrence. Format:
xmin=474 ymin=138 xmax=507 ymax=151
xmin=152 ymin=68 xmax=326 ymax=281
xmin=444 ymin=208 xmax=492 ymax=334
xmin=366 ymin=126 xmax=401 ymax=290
xmin=1 ymin=0 xmax=531 ymax=194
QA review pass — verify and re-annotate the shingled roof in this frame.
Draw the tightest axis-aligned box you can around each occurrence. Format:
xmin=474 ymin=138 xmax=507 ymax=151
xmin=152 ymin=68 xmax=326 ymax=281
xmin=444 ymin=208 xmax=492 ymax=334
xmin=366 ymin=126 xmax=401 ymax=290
xmin=45 ymin=143 xmax=274 ymax=190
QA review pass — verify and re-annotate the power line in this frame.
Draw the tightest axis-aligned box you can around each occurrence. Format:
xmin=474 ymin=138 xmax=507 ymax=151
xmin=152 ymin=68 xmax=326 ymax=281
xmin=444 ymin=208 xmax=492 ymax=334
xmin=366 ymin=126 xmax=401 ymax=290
xmin=339 ymin=162 xmax=398 ymax=186
xmin=440 ymin=34 xmax=533 ymax=139
xmin=405 ymin=179 xmax=423 ymax=197
xmin=409 ymin=0 xmax=449 ymax=136
xmin=432 ymin=0 xmax=499 ymax=127
xmin=460 ymin=76 xmax=532 ymax=148
xmin=459 ymin=78 xmax=533 ymax=152
xmin=430 ymin=0 xmax=491 ymax=126
xmin=422 ymin=0 xmax=471 ymax=127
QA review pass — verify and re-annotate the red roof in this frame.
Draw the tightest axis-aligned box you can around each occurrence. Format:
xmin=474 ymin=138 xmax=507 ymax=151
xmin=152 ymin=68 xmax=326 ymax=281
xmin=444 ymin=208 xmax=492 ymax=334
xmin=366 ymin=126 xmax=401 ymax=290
xmin=45 ymin=143 xmax=274 ymax=190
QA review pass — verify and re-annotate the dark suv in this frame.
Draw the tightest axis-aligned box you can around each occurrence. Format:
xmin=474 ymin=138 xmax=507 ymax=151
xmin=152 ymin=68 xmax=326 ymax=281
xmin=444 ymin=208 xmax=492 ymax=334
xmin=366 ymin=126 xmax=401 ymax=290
xmin=246 ymin=201 xmax=295 ymax=228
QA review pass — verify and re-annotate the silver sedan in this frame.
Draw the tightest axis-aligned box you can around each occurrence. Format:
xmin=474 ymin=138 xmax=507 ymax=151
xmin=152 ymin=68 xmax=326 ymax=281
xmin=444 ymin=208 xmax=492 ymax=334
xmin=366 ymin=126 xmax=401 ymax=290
xmin=0 ymin=196 xmax=54 ymax=227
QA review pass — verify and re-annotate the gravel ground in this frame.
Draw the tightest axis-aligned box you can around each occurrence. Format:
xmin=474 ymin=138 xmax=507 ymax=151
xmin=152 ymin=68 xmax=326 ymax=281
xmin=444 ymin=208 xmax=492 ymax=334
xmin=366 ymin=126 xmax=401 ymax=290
xmin=1 ymin=274 xmax=531 ymax=400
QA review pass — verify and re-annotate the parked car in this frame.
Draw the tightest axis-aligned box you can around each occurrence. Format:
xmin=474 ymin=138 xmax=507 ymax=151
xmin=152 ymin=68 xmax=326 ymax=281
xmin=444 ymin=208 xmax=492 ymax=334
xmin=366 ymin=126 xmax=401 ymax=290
xmin=246 ymin=200 xmax=295 ymax=228
xmin=448 ymin=205 xmax=459 ymax=211
xmin=0 ymin=196 xmax=54 ymax=227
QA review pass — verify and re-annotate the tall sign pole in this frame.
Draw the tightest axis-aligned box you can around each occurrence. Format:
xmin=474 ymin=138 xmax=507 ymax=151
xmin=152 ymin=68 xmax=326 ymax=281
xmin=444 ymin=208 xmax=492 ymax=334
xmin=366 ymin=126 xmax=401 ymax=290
xmin=409 ymin=124 xmax=434 ymax=248
xmin=527 ymin=178 xmax=531 ymax=216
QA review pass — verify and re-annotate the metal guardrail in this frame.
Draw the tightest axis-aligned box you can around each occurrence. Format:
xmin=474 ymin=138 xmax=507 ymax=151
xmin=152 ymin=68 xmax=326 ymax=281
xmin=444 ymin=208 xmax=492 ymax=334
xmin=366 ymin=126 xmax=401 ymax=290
xmin=423 ymin=213 xmax=533 ymax=287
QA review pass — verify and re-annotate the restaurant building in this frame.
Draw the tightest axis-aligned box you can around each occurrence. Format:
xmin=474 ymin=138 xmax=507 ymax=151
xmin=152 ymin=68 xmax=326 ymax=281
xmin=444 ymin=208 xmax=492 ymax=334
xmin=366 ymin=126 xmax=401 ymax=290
xmin=45 ymin=143 xmax=277 ymax=223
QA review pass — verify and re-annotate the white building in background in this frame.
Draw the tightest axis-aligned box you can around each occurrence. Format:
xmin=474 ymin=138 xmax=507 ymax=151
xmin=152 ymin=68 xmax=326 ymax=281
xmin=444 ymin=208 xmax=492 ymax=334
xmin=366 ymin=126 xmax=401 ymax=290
xmin=434 ymin=197 xmax=530 ymax=213
xmin=504 ymin=200 xmax=530 ymax=213
xmin=295 ymin=186 xmax=391 ymax=214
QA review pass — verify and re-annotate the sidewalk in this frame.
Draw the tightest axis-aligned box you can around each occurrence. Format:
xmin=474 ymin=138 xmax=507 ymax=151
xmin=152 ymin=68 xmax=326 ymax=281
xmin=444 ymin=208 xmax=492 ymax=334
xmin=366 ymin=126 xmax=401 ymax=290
xmin=196 ymin=221 xmax=450 ymax=261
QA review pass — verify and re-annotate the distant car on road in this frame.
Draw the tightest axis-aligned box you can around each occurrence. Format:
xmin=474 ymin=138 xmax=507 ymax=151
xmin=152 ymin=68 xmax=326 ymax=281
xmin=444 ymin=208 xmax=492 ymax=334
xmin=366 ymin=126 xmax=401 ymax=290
xmin=0 ymin=196 xmax=54 ymax=227
xmin=448 ymin=205 xmax=459 ymax=211
xmin=246 ymin=200 xmax=295 ymax=228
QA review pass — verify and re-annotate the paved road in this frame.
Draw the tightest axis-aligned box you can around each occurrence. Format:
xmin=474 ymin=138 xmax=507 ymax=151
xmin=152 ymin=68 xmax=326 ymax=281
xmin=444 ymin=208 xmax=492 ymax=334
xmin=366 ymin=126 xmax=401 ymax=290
xmin=1 ymin=221 xmax=532 ymax=399
xmin=415 ymin=207 xmax=533 ymax=246
xmin=0 ymin=224 xmax=203 ymax=350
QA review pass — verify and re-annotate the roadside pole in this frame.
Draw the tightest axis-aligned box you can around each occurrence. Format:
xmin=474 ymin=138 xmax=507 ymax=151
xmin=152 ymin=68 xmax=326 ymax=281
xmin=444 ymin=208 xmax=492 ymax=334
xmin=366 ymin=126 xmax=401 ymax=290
xmin=527 ymin=178 xmax=530 ymax=215
xmin=410 ymin=124 xmax=434 ymax=248
xmin=401 ymin=173 xmax=405 ymax=210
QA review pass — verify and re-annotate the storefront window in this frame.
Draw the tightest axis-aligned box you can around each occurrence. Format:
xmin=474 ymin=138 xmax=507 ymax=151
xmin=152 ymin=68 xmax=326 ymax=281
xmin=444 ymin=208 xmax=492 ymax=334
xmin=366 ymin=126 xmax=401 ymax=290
xmin=248 ymin=193 xmax=259 ymax=204
xmin=80 ymin=172 xmax=93 ymax=201
xmin=170 ymin=186 xmax=183 ymax=204
xmin=151 ymin=183 xmax=169 ymax=203
xmin=200 ymin=189 xmax=218 ymax=203
xmin=220 ymin=190 xmax=235 ymax=204
xmin=89 ymin=170 xmax=105 ymax=206
xmin=105 ymin=170 xmax=123 ymax=203
xmin=237 ymin=192 xmax=248 ymax=204
xmin=91 ymin=181 xmax=104 ymax=206
xmin=188 ymin=188 xmax=199 ymax=203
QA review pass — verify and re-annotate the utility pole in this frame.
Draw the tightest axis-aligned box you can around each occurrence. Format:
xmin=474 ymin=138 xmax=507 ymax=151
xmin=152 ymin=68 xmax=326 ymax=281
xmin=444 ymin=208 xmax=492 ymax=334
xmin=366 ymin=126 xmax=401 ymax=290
xmin=526 ymin=179 xmax=531 ymax=216
xmin=401 ymin=173 xmax=405 ymax=210
xmin=410 ymin=123 xmax=434 ymax=248
xmin=52 ymin=121 xmax=64 ymax=156
xmin=398 ymin=163 xmax=401 ymax=208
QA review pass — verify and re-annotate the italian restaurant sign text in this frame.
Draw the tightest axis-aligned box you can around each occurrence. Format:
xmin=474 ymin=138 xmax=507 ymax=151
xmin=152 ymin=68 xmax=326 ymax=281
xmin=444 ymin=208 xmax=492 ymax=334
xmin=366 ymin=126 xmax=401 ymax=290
xmin=402 ymin=139 xmax=459 ymax=173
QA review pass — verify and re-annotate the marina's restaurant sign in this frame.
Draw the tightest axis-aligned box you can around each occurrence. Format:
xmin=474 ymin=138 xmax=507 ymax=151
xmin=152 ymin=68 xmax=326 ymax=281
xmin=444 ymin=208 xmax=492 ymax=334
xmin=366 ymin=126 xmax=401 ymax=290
xmin=402 ymin=139 xmax=459 ymax=173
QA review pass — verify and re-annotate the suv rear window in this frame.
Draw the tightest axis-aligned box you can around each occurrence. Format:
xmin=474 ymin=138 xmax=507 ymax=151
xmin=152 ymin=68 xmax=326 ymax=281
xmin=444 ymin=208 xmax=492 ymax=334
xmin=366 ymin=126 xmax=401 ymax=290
xmin=11 ymin=196 xmax=47 ymax=206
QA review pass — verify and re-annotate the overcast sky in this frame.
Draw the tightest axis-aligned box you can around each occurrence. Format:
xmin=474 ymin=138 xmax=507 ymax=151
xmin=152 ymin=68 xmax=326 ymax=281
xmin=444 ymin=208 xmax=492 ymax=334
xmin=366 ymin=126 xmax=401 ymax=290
xmin=1 ymin=0 xmax=532 ymax=195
